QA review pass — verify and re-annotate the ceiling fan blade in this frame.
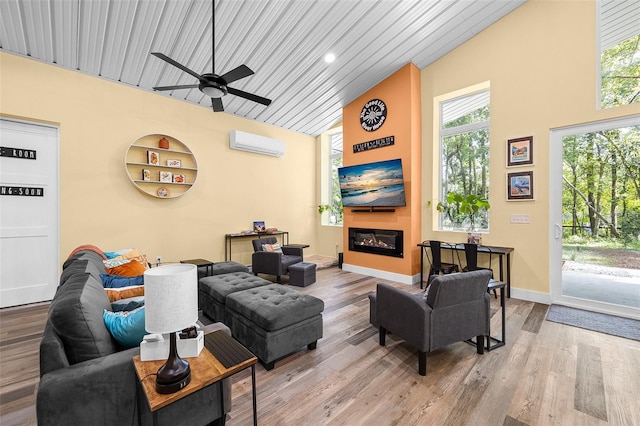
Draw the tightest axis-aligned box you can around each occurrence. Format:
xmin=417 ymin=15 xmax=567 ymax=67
xmin=221 ymin=65 xmax=254 ymax=84
xmin=153 ymin=84 xmax=200 ymax=91
xmin=151 ymin=52 xmax=203 ymax=81
xmin=227 ymin=87 xmax=272 ymax=106
xmin=211 ymin=97 xmax=224 ymax=112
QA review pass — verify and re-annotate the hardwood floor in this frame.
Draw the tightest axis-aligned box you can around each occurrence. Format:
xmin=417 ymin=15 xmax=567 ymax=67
xmin=1 ymin=266 xmax=639 ymax=425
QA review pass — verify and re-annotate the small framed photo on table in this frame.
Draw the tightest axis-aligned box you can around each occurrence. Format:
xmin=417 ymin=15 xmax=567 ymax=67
xmin=159 ymin=171 xmax=173 ymax=183
xmin=507 ymin=136 xmax=533 ymax=167
xmin=507 ymin=171 xmax=534 ymax=200
xmin=253 ymin=221 xmax=266 ymax=232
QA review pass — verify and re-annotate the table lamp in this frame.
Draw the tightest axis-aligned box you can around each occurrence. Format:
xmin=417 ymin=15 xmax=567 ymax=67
xmin=144 ymin=264 xmax=198 ymax=394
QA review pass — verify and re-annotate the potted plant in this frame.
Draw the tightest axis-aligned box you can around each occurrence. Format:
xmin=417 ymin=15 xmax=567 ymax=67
xmin=318 ymin=203 xmax=343 ymax=225
xmin=436 ymin=191 xmax=490 ymax=232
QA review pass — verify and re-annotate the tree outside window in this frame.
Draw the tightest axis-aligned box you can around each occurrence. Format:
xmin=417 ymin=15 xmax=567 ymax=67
xmin=438 ymin=91 xmax=490 ymax=231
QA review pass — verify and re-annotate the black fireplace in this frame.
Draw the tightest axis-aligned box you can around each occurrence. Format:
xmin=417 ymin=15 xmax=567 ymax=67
xmin=348 ymin=228 xmax=403 ymax=258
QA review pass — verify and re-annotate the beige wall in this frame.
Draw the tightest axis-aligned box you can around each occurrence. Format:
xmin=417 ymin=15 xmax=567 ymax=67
xmin=1 ymin=52 xmax=319 ymax=266
xmin=421 ymin=0 xmax=640 ymax=298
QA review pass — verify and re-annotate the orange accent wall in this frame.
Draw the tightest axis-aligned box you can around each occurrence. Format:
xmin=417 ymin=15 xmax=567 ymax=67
xmin=342 ymin=63 xmax=422 ymax=278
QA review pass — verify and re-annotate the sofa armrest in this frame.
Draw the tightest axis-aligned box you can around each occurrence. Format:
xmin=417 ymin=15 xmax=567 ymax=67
xmin=251 ymin=251 xmax=283 ymax=276
xmin=376 ymin=283 xmax=432 ymax=351
xmin=281 ymin=245 xmax=304 ymax=257
xmin=37 ymin=347 xmax=141 ymax=426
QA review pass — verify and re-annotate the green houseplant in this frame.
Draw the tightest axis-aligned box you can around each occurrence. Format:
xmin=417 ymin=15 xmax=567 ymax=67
xmin=318 ymin=203 xmax=343 ymax=225
xmin=436 ymin=191 xmax=490 ymax=231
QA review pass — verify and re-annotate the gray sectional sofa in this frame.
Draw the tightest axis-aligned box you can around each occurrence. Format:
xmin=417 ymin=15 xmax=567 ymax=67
xmin=37 ymin=249 xmax=231 ymax=426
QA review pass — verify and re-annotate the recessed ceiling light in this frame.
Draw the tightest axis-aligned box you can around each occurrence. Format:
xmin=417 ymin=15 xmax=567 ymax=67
xmin=324 ymin=53 xmax=336 ymax=64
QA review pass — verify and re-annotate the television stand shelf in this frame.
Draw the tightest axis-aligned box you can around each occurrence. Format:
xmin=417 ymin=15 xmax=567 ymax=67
xmin=351 ymin=207 xmax=396 ymax=212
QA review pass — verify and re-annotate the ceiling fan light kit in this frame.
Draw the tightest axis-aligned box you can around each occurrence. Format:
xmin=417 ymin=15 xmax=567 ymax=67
xmin=150 ymin=0 xmax=271 ymax=112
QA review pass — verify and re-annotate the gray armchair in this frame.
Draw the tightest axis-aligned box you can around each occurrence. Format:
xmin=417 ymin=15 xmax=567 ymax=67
xmin=376 ymin=269 xmax=492 ymax=375
xmin=251 ymin=237 xmax=303 ymax=283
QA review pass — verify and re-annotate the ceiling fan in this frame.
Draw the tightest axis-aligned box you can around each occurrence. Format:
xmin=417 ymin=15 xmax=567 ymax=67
xmin=150 ymin=0 xmax=271 ymax=112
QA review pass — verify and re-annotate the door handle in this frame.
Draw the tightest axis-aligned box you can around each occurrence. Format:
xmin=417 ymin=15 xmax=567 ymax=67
xmin=554 ymin=224 xmax=562 ymax=239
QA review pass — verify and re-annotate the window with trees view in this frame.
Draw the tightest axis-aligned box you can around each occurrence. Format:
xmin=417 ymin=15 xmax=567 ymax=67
xmin=599 ymin=1 xmax=639 ymax=108
xmin=562 ymin=125 xmax=640 ymax=246
xmin=325 ymin=131 xmax=343 ymax=225
xmin=438 ymin=90 xmax=490 ymax=231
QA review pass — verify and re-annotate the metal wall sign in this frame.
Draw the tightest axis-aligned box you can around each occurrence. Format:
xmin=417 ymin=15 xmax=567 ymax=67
xmin=0 ymin=146 xmax=37 ymax=159
xmin=353 ymin=136 xmax=395 ymax=153
xmin=0 ymin=186 xmax=44 ymax=196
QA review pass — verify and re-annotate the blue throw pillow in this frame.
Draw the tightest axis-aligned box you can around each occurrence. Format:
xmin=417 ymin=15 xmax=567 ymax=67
xmin=103 ymin=307 xmax=147 ymax=348
xmin=110 ymin=296 xmax=145 ymax=312
xmin=100 ymin=273 xmax=144 ymax=288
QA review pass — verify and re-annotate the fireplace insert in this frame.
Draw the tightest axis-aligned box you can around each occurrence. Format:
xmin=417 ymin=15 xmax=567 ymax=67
xmin=348 ymin=228 xmax=403 ymax=258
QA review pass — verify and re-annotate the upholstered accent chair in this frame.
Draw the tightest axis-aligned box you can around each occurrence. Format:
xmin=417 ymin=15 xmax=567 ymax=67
xmin=251 ymin=237 xmax=303 ymax=283
xmin=376 ymin=269 xmax=492 ymax=375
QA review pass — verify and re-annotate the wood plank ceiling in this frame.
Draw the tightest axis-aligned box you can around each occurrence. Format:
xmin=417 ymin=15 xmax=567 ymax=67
xmin=0 ymin=0 xmax=531 ymax=136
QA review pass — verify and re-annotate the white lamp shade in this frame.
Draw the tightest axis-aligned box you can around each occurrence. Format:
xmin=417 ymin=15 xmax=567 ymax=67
xmin=144 ymin=264 xmax=198 ymax=334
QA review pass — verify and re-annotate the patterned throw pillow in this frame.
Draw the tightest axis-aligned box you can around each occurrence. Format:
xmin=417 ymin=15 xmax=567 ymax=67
xmin=100 ymin=273 xmax=144 ymax=288
xmin=261 ymin=243 xmax=283 ymax=253
xmin=104 ymin=285 xmax=144 ymax=302
xmin=103 ymin=307 xmax=147 ymax=348
xmin=104 ymin=255 xmax=148 ymax=276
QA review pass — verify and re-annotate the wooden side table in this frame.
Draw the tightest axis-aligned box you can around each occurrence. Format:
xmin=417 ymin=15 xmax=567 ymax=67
xmin=134 ymin=330 xmax=258 ymax=425
xmin=180 ymin=258 xmax=214 ymax=276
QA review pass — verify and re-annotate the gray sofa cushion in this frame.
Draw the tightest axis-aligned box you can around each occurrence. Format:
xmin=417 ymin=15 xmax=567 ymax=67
xmin=226 ymin=284 xmax=324 ymax=331
xmin=48 ymin=272 xmax=117 ymax=364
xmin=199 ymin=272 xmax=269 ymax=303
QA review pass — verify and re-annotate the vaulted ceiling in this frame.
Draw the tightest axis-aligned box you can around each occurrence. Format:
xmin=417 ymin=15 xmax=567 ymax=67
xmin=0 ymin=0 xmax=529 ymax=136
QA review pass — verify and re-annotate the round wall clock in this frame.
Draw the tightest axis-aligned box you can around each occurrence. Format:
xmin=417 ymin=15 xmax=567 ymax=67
xmin=360 ymin=99 xmax=387 ymax=132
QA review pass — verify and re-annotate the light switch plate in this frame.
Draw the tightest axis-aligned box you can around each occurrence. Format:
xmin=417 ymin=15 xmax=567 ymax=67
xmin=511 ymin=214 xmax=530 ymax=224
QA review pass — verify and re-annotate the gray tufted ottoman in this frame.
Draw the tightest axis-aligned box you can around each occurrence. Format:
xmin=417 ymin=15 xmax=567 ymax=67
xmin=225 ymin=284 xmax=324 ymax=370
xmin=199 ymin=271 xmax=271 ymax=323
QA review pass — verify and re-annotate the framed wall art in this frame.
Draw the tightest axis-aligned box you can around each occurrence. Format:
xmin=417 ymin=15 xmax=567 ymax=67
xmin=166 ymin=159 xmax=181 ymax=168
xmin=173 ymin=174 xmax=186 ymax=184
xmin=142 ymin=169 xmax=151 ymax=181
xmin=159 ymin=171 xmax=173 ymax=183
xmin=147 ymin=150 xmax=160 ymax=165
xmin=507 ymin=136 xmax=533 ymax=167
xmin=507 ymin=171 xmax=534 ymax=200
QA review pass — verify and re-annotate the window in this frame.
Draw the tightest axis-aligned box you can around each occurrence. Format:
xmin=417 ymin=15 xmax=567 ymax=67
xmin=438 ymin=90 xmax=490 ymax=231
xmin=320 ymin=128 xmax=343 ymax=226
xmin=599 ymin=1 xmax=640 ymax=108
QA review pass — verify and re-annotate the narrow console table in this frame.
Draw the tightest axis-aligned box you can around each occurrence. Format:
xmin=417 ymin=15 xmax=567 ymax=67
xmin=417 ymin=242 xmax=514 ymax=297
xmin=225 ymin=230 xmax=289 ymax=261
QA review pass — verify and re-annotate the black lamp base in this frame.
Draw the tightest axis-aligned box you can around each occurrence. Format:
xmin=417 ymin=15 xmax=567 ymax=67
xmin=156 ymin=369 xmax=191 ymax=394
xmin=155 ymin=331 xmax=192 ymax=394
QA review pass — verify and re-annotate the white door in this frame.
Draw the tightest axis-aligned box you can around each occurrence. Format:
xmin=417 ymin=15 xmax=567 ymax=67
xmin=0 ymin=118 xmax=59 ymax=307
xmin=549 ymin=114 xmax=640 ymax=320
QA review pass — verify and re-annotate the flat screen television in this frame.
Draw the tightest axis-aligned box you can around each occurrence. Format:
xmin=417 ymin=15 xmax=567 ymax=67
xmin=338 ymin=158 xmax=406 ymax=207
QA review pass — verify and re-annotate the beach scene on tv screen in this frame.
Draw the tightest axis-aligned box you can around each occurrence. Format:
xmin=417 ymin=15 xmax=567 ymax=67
xmin=339 ymin=159 xmax=406 ymax=207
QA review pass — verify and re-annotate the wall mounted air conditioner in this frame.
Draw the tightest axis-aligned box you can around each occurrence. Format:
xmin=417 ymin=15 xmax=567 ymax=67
xmin=229 ymin=130 xmax=285 ymax=157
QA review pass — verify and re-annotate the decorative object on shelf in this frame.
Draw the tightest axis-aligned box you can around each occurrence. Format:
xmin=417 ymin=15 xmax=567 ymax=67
xmin=125 ymin=134 xmax=198 ymax=199
xmin=253 ymin=221 xmax=266 ymax=232
xmin=507 ymin=136 xmax=533 ymax=167
xmin=148 ymin=150 xmax=159 ymax=165
xmin=436 ymin=191 xmax=490 ymax=231
xmin=144 ymin=264 xmax=198 ymax=394
xmin=507 ymin=171 xmax=534 ymax=201
xmin=360 ymin=98 xmax=387 ymax=132
xmin=158 ymin=137 xmax=170 ymax=149
xmin=159 ymin=171 xmax=172 ymax=182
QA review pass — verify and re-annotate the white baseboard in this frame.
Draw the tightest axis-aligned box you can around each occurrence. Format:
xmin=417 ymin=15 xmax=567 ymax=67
xmin=510 ymin=287 xmax=552 ymax=305
xmin=341 ymin=263 xmax=417 ymax=285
